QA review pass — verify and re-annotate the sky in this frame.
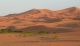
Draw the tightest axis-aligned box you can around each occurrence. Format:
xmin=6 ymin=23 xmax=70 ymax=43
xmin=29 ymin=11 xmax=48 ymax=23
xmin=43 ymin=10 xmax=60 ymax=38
xmin=0 ymin=0 xmax=80 ymax=16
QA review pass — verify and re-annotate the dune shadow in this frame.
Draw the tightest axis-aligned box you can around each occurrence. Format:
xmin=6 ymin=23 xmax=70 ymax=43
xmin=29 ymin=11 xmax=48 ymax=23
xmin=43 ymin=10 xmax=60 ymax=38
xmin=20 ymin=25 xmax=73 ymax=33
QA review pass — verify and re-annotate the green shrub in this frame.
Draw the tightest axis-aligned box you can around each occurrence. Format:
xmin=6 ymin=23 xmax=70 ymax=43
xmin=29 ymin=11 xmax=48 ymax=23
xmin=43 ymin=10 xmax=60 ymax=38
xmin=38 ymin=31 xmax=48 ymax=34
xmin=0 ymin=26 xmax=21 ymax=33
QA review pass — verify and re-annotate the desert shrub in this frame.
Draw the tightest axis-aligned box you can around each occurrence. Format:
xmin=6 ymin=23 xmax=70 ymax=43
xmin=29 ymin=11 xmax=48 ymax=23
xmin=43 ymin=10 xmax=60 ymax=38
xmin=17 ymin=32 xmax=35 ymax=37
xmin=23 ymin=32 xmax=34 ymax=36
xmin=0 ymin=26 xmax=22 ymax=33
xmin=38 ymin=31 xmax=48 ymax=34
xmin=0 ymin=29 xmax=7 ymax=33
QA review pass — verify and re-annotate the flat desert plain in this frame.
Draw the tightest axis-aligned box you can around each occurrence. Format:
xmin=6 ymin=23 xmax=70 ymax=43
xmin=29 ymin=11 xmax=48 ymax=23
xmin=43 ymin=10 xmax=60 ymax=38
xmin=0 ymin=30 xmax=80 ymax=46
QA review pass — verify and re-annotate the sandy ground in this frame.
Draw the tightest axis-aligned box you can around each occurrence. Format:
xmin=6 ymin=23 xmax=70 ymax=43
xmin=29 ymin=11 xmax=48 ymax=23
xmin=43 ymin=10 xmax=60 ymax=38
xmin=0 ymin=31 xmax=80 ymax=46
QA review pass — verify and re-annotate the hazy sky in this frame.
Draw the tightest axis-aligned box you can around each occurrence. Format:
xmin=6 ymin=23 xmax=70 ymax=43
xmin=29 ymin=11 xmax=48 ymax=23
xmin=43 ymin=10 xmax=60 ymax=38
xmin=0 ymin=0 xmax=80 ymax=16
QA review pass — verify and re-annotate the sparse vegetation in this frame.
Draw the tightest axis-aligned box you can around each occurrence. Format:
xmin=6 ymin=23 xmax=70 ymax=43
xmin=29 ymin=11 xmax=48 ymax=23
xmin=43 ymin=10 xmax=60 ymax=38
xmin=38 ymin=31 xmax=48 ymax=34
xmin=0 ymin=26 xmax=22 ymax=33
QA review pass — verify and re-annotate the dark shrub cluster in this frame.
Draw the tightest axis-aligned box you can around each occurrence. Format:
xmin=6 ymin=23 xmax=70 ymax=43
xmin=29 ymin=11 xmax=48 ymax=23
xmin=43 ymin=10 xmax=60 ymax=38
xmin=0 ymin=26 xmax=22 ymax=33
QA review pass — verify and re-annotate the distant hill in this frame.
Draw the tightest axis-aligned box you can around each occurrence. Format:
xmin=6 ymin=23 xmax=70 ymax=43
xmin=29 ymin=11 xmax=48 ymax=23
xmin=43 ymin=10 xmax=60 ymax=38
xmin=0 ymin=7 xmax=80 ymax=33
